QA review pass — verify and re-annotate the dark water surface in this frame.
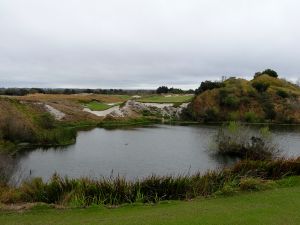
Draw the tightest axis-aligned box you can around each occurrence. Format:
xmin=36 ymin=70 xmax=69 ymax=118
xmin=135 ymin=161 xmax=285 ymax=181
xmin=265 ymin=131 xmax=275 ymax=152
xmin=12 ymin=125 xmax=300 ymax=181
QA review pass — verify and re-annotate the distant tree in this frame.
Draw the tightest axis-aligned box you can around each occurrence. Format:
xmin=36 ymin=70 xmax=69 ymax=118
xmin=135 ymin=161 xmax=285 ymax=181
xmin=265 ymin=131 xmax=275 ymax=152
xmin=254 ymin=69 xmax=278 ymax=79
xmin=186 ymin=89 xmax=195 ymax=94
xmin=156 ymin=86 xmax=169 ymax=94
xmin=168 ymin=87 xmax=184 ymax=94
xmin=254 ymin=72 xmax=262 ymax=79
xmin=261 ymin=69 xmax=278 ymax=78
xmin=195 ymin=81 xmax=224 ymax=95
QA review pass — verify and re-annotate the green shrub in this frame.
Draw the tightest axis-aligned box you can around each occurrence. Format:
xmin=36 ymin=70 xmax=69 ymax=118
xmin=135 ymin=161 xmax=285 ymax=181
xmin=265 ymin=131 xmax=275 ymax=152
xmin=254 ymin=69 xmax=279 ymax=78
xmin=240 ymin=96 xmax=251 ymax=105
xmin=216 ymin=180 xmax=238 ymax=196
xmin=228 ymin=112 xmax=239 ymax=121
xmin=195 ymin=81 xmax=224 ymax=95
xmin=244 ymin=111 xmax=258 ymax=123
xmin=261 ymin=69 xmax=278 ymax=78
xmin=223 ymin=96 xmax=240 ymax=109
xmin=260 ymin=93 xmax=276 ymax=120
xmin=276 ymin=89 xmax=289 ymax=98
xmin=252 ymin=82 xmax=270 ymax=92
xmin=203 ymin=107 xmax=219 ymax=122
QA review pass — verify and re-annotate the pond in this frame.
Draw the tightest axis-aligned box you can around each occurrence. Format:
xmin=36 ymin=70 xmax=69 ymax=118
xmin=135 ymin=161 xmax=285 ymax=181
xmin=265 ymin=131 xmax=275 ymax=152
xmin=10 ymin=124 xmax=300 ymax=182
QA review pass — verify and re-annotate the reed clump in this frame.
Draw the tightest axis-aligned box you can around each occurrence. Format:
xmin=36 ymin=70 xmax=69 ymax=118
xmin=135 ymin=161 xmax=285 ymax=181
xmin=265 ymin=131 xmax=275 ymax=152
xmin=213 ymin=122 xmax=279 ymax=160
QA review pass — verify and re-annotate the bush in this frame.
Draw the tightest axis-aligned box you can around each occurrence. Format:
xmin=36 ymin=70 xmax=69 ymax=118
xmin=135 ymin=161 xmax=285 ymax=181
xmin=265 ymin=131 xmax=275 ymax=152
xmin=254 ymin=72 xmax=262 ymax=78
xmin=212 ymin=122 xmax=279 ymax=160
xmin=203 ymin=107 xmax=219 ymax=122
xmin=156 ymin=86 xmax=169 ymax=94
xmin=195 ymin=81 xmax=224 ymax=95
xmin=254 ymin=69 xmax=279 ymax=78
xmin=223 ymin=96 xmax=240 ymax=109
xmin=276 ymin=89 xmax=289 ymax=98
xmin=261 ymin=69 xmax=278 ymax=78
xmin=252 ymin=82 xmax=270 ymax=92
xmin=244 ymin=111 xmax=258 ymax=123
xmin=228 ymin=112 xmax=239 ymax=121
xmin=260 ymin=93 xmax=276 ymax=120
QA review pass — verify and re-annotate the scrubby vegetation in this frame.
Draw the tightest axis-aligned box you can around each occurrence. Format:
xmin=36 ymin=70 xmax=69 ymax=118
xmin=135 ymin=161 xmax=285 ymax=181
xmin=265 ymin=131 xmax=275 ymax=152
xmin=190 ymin=70 xmax=300 ymax=123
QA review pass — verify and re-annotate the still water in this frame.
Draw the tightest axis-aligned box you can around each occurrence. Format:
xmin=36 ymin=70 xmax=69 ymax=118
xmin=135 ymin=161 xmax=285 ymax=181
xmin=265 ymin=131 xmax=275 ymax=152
xmin=12 ymin=125 xmax=300 ymax=181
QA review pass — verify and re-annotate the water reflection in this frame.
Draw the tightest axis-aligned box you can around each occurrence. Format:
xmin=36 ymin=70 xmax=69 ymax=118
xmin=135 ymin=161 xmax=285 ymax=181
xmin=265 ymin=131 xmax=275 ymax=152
xmin=3 ymin=124 xmax=299 ymax=182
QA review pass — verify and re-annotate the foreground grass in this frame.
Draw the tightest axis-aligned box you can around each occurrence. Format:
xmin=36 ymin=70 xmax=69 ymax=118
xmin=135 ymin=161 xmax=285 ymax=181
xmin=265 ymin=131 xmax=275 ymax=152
xmin=138 ymin=94 xmax=193 ymax=103
xmin=1 ymin=177 xmax=300 ymax=225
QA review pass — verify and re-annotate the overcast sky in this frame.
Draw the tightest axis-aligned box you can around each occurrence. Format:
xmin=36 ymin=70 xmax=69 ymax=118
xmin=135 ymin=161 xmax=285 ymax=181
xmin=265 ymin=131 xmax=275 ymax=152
xmin=0 ymin=0 xmax=299 ymax=89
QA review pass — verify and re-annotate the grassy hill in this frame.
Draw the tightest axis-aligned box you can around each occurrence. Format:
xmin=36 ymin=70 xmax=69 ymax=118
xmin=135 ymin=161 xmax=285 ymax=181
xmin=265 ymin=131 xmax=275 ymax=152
xmin=189 ymin=75 xmax=300 ymax=123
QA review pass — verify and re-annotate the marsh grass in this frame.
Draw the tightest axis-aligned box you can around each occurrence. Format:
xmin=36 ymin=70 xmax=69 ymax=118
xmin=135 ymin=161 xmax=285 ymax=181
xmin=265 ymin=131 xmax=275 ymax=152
xmin=1 ymin=158 xmax=299 ymax=206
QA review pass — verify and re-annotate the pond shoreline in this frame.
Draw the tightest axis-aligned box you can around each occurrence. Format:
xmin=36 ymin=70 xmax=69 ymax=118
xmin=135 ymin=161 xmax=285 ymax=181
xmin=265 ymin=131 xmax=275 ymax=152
xmin=3 ymin=118 xmax=300 ymax=155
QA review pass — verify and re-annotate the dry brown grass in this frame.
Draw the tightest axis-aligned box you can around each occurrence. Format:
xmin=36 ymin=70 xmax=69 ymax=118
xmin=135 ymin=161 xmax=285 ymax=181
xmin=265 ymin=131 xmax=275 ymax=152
xmin=13 ymin=93 xmax=129 ymax=103
xmin=7 ymin=94 xmax=131 ymax=122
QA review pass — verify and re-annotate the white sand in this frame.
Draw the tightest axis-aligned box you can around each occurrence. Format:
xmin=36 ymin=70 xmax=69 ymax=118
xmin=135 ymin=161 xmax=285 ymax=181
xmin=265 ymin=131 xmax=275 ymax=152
xmin=45 ymin=104 xmax=65 ymax=120
xmin=83 ymin=106 xmax=123 ymax=117
xmin=142 ymin=103 xmax=173 ymax=109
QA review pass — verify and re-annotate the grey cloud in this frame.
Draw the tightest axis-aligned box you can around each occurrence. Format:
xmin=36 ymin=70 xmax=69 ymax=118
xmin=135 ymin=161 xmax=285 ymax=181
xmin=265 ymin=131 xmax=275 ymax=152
xmin=0 ymin=0 xmax=300 ymax=89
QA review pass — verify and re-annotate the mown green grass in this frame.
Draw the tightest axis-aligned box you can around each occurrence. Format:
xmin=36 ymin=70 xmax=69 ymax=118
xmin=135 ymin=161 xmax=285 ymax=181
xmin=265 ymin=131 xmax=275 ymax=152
xmin=85 ymin=101 xmax=119 ymax=111
xmin=138 ymin=95 xmax=193 ymax=103
xmin=1 ymin=176 xmax=300 ymax=225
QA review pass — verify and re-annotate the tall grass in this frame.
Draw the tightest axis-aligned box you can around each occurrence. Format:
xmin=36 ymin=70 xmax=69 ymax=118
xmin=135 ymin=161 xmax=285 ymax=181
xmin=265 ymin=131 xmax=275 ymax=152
xmin=1 ymin=158 xmax=299 ymax=206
